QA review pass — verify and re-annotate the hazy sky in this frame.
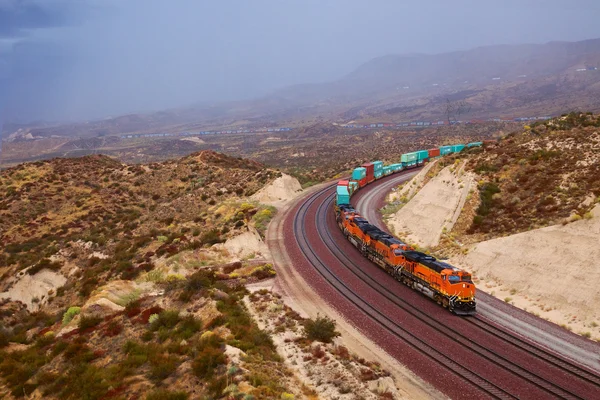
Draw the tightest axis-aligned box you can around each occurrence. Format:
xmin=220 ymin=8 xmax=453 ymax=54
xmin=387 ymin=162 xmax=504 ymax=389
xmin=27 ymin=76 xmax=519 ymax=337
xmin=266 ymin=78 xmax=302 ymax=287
xmin=2 ymin=0 xmax=600 ymax=124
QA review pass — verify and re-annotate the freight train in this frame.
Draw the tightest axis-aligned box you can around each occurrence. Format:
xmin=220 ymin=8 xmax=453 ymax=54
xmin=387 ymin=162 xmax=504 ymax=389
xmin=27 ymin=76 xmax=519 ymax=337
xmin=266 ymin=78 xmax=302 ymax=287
xmin=334 ymin=142 xmax=482 ymax=315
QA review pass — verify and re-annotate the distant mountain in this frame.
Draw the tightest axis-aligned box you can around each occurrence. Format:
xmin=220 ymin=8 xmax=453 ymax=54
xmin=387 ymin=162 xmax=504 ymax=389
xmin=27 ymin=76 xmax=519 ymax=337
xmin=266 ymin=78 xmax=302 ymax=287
xmin=5 ymin=38 xmax=600 ymax=143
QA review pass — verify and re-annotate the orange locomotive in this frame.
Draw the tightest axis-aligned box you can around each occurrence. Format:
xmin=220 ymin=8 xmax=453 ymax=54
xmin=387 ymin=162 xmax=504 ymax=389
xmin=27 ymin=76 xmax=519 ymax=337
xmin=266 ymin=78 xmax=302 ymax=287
xmin=336 ymin=204 xmax=476 ymax=315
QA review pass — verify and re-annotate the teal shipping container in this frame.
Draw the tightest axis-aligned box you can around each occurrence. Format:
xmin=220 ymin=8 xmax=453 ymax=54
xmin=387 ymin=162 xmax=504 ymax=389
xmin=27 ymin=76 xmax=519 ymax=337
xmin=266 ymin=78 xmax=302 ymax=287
xmin=467 ymin=142 xmax=483 ymax=148
xmin=336 ymin=186 xmax=350 ymax=206
xmin=401 ymin=152 xmax=418 ymax=163
xmin=373 ymin=161 xmax=384 ymax=172
xmin=416 ymin=150 xmax=429 ymax=160
xmin=383 ymin=166 xmax=393 ymax=175
xmin=352 ymin=167 xmax=367 ymax=180
xmin=439 ymin=145 xmax=453 ymax=155
xmin=349 ymin=181 xmax=359 ymax=192
xmin=452 ymin=144 xmax=466 ymax=153
xmin=390 ymin=163 xmax=403 ymax=172
xmin=374 ymin=170 xmax=383 ymax=179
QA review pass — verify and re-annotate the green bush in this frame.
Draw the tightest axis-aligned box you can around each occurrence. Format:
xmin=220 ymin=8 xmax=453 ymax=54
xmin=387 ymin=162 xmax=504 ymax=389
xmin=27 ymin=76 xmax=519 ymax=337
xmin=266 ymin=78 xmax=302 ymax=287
xmin=62 ymin=306 xmax=81 ymax=325
xmin=149 ymin=310 xmax=180 ymax=331
xmin=303 ymin=315 xmax=340 ymax=343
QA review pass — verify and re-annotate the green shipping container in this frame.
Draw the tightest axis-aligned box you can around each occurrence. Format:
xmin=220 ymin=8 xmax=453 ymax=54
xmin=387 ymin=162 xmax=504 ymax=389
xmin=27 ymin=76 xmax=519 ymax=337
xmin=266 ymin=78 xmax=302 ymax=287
xmin=467 ymin=142 xmax=483 ymax=148
xmin=374 ymin=170 xmax=383 ymax=179
xmin=416 ymin=150 xmax=429 ymax=160
xmin=452 ymin=144 xmax=466 ymax=152
xmin=352 ymin=167 xmax=366 ymax=180
xmin=373 ymin=161 xmax=384 ymax=171
xmin=401 ymin=152 xmax=418 ymax=163
xmin=440 ymin=145 xmax=453 ymax=155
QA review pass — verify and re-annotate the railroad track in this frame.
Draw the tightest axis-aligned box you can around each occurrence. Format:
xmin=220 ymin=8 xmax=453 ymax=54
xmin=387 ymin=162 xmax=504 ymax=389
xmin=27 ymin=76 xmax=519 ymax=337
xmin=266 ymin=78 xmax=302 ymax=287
xmin=291 ymin=179 xmax=600 ymax=399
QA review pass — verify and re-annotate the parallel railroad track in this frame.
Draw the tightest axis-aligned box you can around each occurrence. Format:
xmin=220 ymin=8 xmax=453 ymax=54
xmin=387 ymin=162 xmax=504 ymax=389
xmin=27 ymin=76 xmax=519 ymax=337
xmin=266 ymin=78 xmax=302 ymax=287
xmin=291 ymin=178 xmax=600 ymax=399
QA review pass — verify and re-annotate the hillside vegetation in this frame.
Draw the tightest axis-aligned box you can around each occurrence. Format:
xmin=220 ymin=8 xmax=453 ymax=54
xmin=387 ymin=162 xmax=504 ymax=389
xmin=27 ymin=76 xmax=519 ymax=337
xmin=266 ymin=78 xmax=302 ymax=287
xmin=457 ymin=112 xmax=600 ymax=242
xmin=0 ymin=151 xmax=296 ymax=399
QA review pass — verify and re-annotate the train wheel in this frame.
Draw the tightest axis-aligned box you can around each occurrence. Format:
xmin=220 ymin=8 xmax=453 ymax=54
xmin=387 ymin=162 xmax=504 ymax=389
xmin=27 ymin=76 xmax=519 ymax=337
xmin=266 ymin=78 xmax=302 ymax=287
xmin=442 ymin=298 xmax=449 ymax=309
xmin=434 ymin=295 xmax=442 ymax=305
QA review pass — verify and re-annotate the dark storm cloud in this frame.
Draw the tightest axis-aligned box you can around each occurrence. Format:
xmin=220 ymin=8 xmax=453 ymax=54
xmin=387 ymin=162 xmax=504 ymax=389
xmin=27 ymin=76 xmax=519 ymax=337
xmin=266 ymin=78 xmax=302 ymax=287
xmin=0 ymin=0 xmax=88 ymax=38
xmin=3 ymin=0 xmax=600 ymax=123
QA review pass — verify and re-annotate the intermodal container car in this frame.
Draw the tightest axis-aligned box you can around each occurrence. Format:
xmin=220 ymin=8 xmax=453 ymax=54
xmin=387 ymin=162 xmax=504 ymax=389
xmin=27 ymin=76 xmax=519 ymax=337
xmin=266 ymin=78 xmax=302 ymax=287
xmin=416 ymin=150 xmax=429 ymax=161
xmin=452 ymin=144 xmax=466 ymax=153
xmin=338 ymin=179 xmax=350 ymax=192
xmin=467 ymin=142 xmax=483 ymax=148
xmin=362 ymin=163 xmax=375 ymax=183
xmin=336 ymin=186 xmax=350 ymax=206
xmin=428 ymin=148 xmax=441 ymax=158
xmin=439 ymin=145 xmax=453 ymax=155
xmin=400 ymin=152 xmax=418 ymax=163
xmin=352 ymin=167 xmax=367 ymax=180
xmin=390 ymin=163 xmax=404 ymax=172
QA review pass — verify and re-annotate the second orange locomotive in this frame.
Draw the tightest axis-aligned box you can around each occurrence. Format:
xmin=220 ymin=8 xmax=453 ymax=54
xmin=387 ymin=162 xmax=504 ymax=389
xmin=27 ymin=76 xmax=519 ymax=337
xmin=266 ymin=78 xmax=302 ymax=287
xmin=336 ymin=204 xmax=476 ymax=315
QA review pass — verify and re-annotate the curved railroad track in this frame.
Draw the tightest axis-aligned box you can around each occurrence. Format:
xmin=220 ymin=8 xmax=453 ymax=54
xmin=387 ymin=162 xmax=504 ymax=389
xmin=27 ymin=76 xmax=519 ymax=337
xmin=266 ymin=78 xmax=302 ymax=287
xmin=279 ymin=171 xmax=600 ymax=399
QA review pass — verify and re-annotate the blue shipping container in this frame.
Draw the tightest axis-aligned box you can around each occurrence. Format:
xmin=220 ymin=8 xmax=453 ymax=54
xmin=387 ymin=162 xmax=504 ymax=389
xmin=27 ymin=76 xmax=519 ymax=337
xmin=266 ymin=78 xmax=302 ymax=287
xmin=352 ymin=167 xmax=367 ymax=180
xmin=374 ymin=170 xmax=383 ymax=179
xmin=373 ymin=161 xmax=384 ymax=171
xmin=440 ymin=145 xmax=453 ymax=155
xmin=452 ymin=144 xmax=466 ymax=153
xmin=336 ymin=186 xmax=350 ymax=206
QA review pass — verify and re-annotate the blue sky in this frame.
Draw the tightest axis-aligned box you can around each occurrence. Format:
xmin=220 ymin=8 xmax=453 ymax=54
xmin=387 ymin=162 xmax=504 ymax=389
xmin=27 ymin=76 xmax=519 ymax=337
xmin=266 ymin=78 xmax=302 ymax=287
xmin=2 ymin=0 xmax=600 ymax=123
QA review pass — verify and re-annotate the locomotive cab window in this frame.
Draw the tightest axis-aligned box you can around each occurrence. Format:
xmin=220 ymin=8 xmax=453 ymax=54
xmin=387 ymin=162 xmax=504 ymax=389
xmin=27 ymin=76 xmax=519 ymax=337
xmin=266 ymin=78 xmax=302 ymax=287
xmin=448 ymin=275 xmax=460 ymax=283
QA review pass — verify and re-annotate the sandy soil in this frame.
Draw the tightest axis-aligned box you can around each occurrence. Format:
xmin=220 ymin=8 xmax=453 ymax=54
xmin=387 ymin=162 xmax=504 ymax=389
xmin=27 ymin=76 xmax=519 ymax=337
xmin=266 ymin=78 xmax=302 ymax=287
xmin=251 ymin=173 xmax=303 ymax=207
xmin=221 ymin=227 xmax=271 ymax=260
xmin=453 ymin=204 xmax=600 ymax=340
xmin=387 ymin=162 xmax=474 ymax=248
xmin=0 ymin=269 xmax=67 ymax=310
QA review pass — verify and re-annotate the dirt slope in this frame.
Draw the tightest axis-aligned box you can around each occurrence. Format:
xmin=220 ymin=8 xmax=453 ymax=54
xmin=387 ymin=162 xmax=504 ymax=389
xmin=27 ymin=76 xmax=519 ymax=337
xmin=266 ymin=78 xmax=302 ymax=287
xmin=387 ymin=162 xmax=474 ymax=248
xmin=453 ymin=204 xmax=600 ymax=338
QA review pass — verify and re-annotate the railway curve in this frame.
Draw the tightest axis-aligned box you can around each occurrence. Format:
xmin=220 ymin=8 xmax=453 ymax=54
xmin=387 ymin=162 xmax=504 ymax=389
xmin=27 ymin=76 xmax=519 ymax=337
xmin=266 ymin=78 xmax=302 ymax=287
xmin=271 ymin=170 xmax=600 ymax=399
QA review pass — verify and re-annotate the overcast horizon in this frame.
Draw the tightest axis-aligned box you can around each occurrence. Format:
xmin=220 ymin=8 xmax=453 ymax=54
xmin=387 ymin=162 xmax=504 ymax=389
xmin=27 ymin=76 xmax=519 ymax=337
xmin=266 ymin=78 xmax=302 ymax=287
xmin=2 ymin=0 xmax=600 ymax=127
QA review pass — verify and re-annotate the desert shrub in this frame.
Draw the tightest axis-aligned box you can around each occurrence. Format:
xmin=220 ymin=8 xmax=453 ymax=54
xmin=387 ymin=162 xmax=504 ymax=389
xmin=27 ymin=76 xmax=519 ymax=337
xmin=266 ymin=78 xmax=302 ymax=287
xmin=200 ymin=229 xmax=223 ymax=246
xmin=303 ymin=315 xmax=340 ymax=343
xmin=146 ymin=389 xmax=189 ymax=400
xmin=0 ymin=346 xmax=49 ymax=396
xmin=250 ymin=264 xmax=276 ymax=280
xmin=62 ymin=306 xmax=81 ymax=325
xmin=192 ymin=345 xmax=226 ymax=379
xmin=150 ymin=310 xmax=180 ymax=331
xmin=78 ymin=315 xmax=103 ymax=331
xmin=176 ymin=315 xmax=202 ymax=340
xmin=149 ymin=354 xmax=179 ymax=381
xmin=28 ymin=258 xmax=62 ymax=275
